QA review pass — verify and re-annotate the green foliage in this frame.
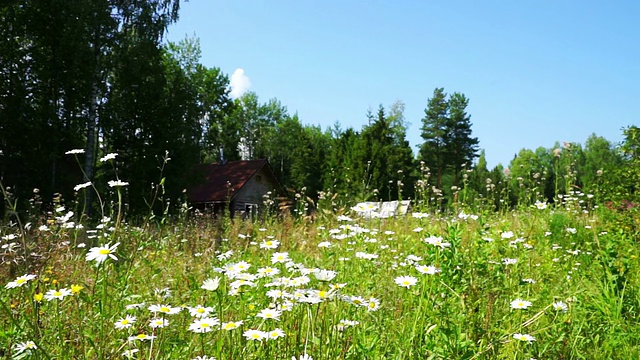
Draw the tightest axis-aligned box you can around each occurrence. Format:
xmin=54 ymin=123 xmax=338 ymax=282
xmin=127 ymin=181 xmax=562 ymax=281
xmin=418 ymin=88 xmax=479 ymax=206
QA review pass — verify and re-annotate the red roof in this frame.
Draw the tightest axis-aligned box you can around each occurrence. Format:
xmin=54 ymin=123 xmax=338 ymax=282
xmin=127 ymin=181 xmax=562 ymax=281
xmin=188 ymin=159 xmax=276 ymax=203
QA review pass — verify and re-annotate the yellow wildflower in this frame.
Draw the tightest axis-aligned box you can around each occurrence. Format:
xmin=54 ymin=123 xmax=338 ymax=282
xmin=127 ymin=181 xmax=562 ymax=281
xmin=71 ymin=284 xmax=83 ymax=294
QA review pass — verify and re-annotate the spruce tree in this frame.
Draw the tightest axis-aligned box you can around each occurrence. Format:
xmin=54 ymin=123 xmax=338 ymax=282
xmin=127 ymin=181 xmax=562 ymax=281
xmin=419 ymin=88 xmax=449 ymax=189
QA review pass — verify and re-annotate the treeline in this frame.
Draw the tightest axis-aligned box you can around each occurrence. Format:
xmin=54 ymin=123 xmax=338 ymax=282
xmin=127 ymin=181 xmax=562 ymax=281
xmin=1 ymin=1 xmax=638 ymax=218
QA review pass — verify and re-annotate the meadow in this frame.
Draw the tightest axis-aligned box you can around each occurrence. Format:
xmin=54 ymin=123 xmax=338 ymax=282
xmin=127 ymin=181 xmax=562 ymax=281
xmin=2 ymin=187 xmax=640 ymax=359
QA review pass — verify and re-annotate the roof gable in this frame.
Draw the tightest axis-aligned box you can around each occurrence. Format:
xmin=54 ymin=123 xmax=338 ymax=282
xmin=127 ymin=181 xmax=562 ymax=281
xmin=188 ymin=159 xmax=279 ymax=203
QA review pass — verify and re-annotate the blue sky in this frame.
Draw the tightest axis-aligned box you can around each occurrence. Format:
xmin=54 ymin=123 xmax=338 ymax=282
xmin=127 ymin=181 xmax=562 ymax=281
xmin=166 ymin=1 xmax=639 ymax=168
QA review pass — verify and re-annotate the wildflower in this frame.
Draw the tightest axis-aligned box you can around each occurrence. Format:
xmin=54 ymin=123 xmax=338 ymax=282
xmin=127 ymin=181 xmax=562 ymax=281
xmin=502 ymin=258 xmax=518 ymax=265
xmin=216 ymin=250 xmax=233 ymax=261
xmin=424 ymin=236 xmax=450 ymax=248
xmin=148 ymin=304 xmax=181 ymax=315
xmin=271 ymin=252 xmax=290 ymax=264
xmin=65 ymin=149 xmax=85 ymax=155
xmin=220 ymin=320 xmax=243 ymax=331
xmin=292 ymin=354 xmax=313 ymax=360
xmin=229 ymin=279 xmax=256 ymax=290
xmin=552 ymin=301 xmax=568 ymax=312
xmin=189 ymin=317 xmax=220 ymax=333
xmin=128 ymin=334 xmax=156 ymax=341
xmin=534 ymin=201 xmax=547 ymax=210
xmin=513 ymin=333 xmax=535 ymax=343
xmin=230 ymin=260 xmax=251 ymax=272
xmin=154 ymin=287 xmax=171 ymax=299
xmin=260 ymin=239 xmax=280 ymax=249
xmin=355 ymin=251 xmax=378 ymax=260
xmin=33 ymin=293 xmax=44 ymax=302
xmin=71 ymin=284 xmax=83 ymax=294
xmin=394 ymin=275 xmax=418 ymax=289
xmin=192 ymin=356 xmax=215 ymax=360
xmin=256 ymin=308 xmax=282 ymax=321
xmin=125 ymin=302 xmax=146 ymax=310
xmin=415 ymin=265 xmax=441 ymax=275
xmin=366 ymin=297 xmax=380 ymax=311
xmin=521 ymin=278 xmax=536 ymax=284
xmin=201 ymin=277 xmax=220 ymax=291
xmin=74 ymin=182 xmax=92 ymax=192
xmin=501 ymin=231 xmax=514 ymax=239
xmin=115 ymin=315 xmax=136 ymax=330
xmin=100 ymin=153 xmax=118 ymax=162
xmin=317 ymin=241 xmax=332 ymax=248
xmin=149 ymin=318 xmax=169 ymax=328
xmin=267 ymin=328 xmax=286 ymax=339
xmin=257 ymin=267 xmax=280 ymax=277
xmin=510 ymin=298 xmax=532 ymax=309
xmin=5 ymin=274 xmax=37 ymax=289
xmin=188 ymin=305 xmax=214 ymax=318
xmin=44 ymin=288 xmax=72 ymax=301
xmin=336 ymin=319 xmax=360 ymax=331
xmin=243 ymin=329 xmax=268 ymax=341
xmin=313 ymin=269 xmax=337 ymax=282
xmin=266 ymin=289 xmax=287 ymax=299
xmin=14 ymin=340 xmax=37 ymax=354
xmin=85 ymin=242 xmax=120 ymax=264
xmin=123 ymin=349 xmax=139 ymax=358
xmin=337 ymin=215 xmax=352 ymax=222
xmin=108 ymin=180 xmax=129 ymax=187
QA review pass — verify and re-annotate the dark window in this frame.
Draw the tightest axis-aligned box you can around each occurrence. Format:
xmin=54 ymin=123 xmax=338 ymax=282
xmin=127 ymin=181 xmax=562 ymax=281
xmin=244 ymin=203 xmax=258 ymax=220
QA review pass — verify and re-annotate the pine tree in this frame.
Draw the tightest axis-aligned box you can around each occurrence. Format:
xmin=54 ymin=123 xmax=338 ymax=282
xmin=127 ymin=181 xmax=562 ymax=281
xmin=447 ymin=92 xmax=479 ymax=187
xmin=419 ymin=88 xmax=449 ymax=189
xmin=419 ymin=88 xmax=479 ymax=193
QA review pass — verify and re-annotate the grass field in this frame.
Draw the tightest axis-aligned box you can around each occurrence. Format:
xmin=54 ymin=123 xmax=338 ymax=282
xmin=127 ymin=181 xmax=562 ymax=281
xmin=2 ymin=195 xmax=640 ymax=359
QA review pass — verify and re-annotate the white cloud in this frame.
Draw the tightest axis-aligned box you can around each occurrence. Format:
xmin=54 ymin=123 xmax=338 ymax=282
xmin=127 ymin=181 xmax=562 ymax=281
xmin=229 ymin=68 xmax=251 ymax=99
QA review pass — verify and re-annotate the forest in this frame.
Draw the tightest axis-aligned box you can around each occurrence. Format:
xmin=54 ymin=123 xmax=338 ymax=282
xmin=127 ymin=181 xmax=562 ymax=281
xmin=1 ymin=0 xmax=639 ymax=218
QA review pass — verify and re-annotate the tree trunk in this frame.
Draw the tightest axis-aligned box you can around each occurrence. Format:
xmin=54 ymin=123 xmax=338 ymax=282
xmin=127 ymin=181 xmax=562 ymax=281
xmin=83 ymin=78 xmax=98 ymax=217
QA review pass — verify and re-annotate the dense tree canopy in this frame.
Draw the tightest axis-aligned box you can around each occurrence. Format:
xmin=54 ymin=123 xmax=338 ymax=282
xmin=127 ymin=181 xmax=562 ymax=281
xmin=1 ymin=1 xmax=637 ymax=219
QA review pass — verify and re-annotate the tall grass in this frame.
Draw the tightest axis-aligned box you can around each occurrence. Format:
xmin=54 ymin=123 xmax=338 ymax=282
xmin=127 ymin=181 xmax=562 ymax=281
xmin=1 ymin=156 xmax=640 ymax=359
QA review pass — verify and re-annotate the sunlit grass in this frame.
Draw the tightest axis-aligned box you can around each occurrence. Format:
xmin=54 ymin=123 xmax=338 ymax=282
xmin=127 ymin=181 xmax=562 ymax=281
xmin=2 ymin=199 xmax=640 ymax=359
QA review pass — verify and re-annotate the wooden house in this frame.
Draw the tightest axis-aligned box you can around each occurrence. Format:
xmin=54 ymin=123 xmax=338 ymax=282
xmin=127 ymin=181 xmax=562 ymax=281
xmin=188 ymin=159 xmax=283 ymax=217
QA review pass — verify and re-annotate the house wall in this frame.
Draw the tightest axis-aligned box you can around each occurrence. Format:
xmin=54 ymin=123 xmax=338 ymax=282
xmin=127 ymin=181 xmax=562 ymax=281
xmin=231 ymin=167 xmax=278 ymax=213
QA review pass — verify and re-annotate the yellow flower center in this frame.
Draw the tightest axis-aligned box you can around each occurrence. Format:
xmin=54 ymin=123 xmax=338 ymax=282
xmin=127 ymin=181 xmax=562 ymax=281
xmin=197 ymin=308 xmax=205 ymax=313
xmin=99 ymin=249 xmax=111 ymax=255
xmin=121 ymin=320 xmax=129 ymax=325
xmin=136 ymin=334 xmax=147 ymax=339
xmin=224 ymin=323 xmax=236 ymax=330
xmin=251 ymin=333 xmax=261 ymax=339
xmin=265 ymin=241 xmax=272 ymax=246
xmin=16 ymin=279 xmax=26 ymax=284
xmin=160 ymin=307 xmax=170 ymax=312
xmin=53 ymin=291 xmax=62 ymax=297
xmin=201 ymin=322 xmax=210 ymax=328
